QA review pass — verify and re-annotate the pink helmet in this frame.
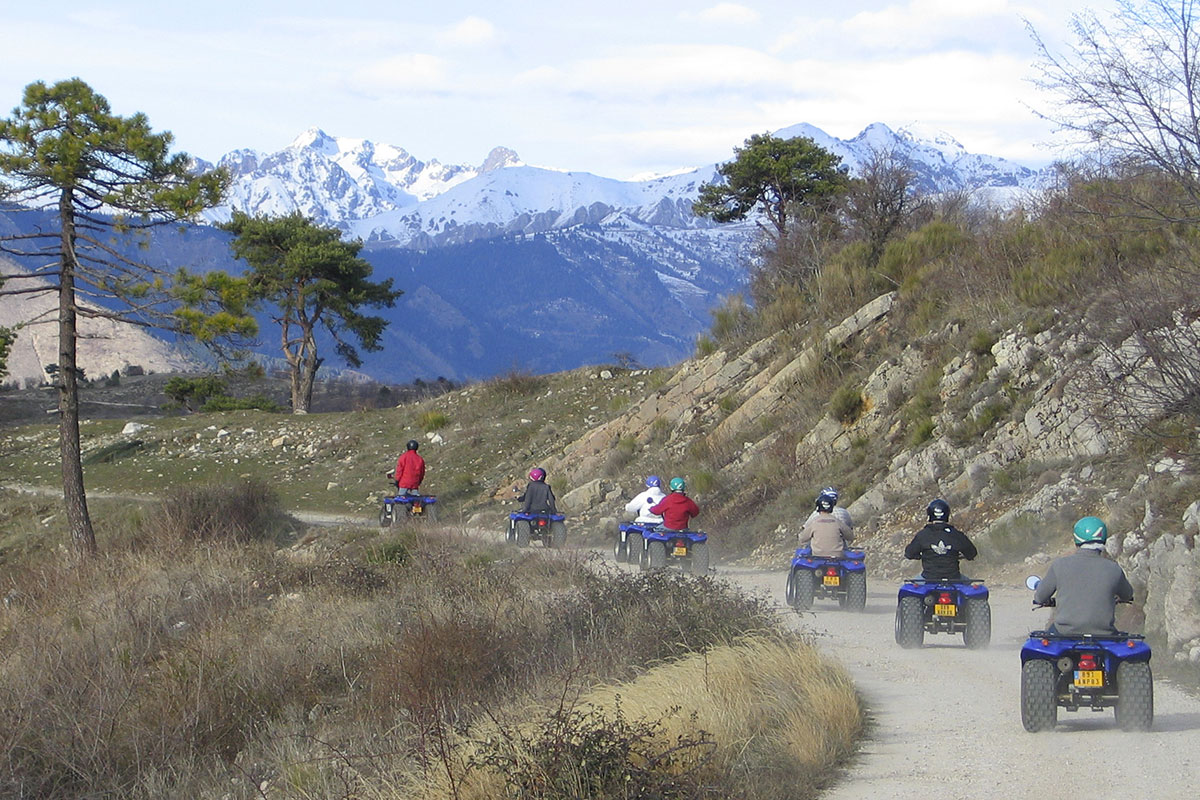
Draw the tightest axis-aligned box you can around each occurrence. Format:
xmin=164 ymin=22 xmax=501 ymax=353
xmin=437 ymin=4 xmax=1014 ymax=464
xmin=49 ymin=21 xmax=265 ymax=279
xmin=529 ymin=467 xmax=546 ymax=481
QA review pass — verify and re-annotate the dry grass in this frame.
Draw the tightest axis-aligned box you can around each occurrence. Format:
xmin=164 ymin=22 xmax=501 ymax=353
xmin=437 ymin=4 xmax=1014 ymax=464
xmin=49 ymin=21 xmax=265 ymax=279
xmin=418 ymin=633 xmax=863 ymax=800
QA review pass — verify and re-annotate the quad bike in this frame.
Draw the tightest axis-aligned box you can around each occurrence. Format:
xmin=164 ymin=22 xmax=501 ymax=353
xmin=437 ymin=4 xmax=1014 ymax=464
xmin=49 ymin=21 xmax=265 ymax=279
xmin=615 ymin=521 xmax=655 ymax=563
xmin=1020 ymin=575 xmax=1153 ymax=732
xmin=785 ymin=547 xmax=866 ymax=611
xmin=507 ymin=512 xmax=567 ymax=548
xmin=380 ymin=474 xmax=438 ymax=526
xmin=894 ymin=577 xmax=991 ymax=649
xmin=636 ymin=527 xmax=710 ymax=574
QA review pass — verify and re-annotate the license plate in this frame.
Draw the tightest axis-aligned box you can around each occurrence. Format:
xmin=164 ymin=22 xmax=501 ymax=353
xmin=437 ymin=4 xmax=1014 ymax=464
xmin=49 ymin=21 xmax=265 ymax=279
xmin=823 ymin=575 xmax=840 ymax=586
xmin=411 ymin=505 xmax=422 ymax=514
xmin=673 ymin=545 xmax=687 ymax=556
xmin=1074 ymin=670 xmax=1104 ymax=688
xmin=934 ymin=604 xmax=957 ymax=616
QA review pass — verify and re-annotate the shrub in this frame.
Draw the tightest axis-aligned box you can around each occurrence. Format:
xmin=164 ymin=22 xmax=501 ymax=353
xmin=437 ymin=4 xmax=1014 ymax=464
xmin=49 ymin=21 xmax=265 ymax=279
xmin=968 ymin=329 xmax=997 ymax=356
xmin=829 ymin=384 xmax=864 ymax=424
xmin=418 ymin=410 xmax=449 ymax=431
xmin=695 ymin=335 xmax=717 ymax=357
xmin=199 ymin=393 xmax=282 ymax=412
xmin=489 ymin=369 xmax=546 ymax=397
xmin=140 ymin=478 xmax=287 ymax=544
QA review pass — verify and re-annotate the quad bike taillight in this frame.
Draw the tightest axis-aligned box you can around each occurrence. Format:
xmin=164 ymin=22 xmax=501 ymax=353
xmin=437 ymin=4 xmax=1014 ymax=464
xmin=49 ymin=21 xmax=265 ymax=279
xmin=1077 ymin=653 xmax=1097 ymax=671
xmin=826 ymin=567 xmax=839 ymax=576
xmin=537 ymin=518 xmax=548 ymax=527
xmin=938 ymin=592 xmax=954 ymax=605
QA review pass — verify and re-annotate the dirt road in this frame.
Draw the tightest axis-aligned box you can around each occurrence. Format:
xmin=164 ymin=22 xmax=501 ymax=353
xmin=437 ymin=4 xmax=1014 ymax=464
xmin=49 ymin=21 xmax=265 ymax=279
xmin=722 ymin=565 xmax=1200 ymax=799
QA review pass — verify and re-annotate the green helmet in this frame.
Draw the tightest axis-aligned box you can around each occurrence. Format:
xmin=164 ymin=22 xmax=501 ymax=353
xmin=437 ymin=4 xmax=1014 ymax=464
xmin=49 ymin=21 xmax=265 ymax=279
xmin=1073 ymin=516 xmax=1108 ymax=545
xmin=669 ymin=477 xmax=686 ymax=492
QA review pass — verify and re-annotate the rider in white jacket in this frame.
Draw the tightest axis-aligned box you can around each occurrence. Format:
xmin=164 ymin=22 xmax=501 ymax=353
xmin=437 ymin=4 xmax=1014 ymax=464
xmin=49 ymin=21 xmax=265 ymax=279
xmin=625 ymin=475 xmax=666 ymax=524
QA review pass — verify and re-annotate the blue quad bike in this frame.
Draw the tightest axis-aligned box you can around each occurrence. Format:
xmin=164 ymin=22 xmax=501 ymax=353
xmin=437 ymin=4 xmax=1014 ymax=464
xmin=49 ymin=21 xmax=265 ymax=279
xmin=614 ymin=521 xmax=655 ymax=563
xmin=507 ymin=512 xmax=567 ymax=548
xmin=785 ymin=547 xmax=867 ymax=611
xmin=635 ymin=527 xmax=710 ymax=574
xmin=379 ymin=478 xmax=438 ymax=526
xmin=894 ymin=578 xmax=991 ymax=649
xmin=1020 ymin=576 xmax=1153 ymax=732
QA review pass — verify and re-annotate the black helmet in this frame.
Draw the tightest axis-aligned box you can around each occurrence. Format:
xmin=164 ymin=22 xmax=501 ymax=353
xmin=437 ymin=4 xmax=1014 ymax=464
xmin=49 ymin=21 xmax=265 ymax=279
xmin=406 ymin=440 xmax=419 ymax=450
xmin=926 ymin=498 xmax=950 ymax=522
xmin=816 ymin=489 xmax=837 ymax=513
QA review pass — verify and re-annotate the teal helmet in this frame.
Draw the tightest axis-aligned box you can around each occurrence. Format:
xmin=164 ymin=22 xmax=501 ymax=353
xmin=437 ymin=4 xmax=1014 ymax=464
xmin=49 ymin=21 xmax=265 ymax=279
xmin=669 ymin=477 xmax=686 ymax=492
xmin=1073 ymin=516 xmax=1108 ymax=545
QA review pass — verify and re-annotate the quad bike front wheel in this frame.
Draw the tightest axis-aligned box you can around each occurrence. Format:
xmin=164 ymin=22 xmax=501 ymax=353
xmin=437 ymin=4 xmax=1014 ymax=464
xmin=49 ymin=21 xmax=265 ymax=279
xmin=895 ymin=596 xmax=924 ymax=648
xmin=1021 ymin=660 xmax=1058 ymax=732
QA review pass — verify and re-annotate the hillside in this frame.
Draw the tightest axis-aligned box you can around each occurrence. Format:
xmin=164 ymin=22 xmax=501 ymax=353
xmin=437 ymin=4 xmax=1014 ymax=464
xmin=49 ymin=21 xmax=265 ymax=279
xmin=4 ymin=274 xmax=1200 ymax=671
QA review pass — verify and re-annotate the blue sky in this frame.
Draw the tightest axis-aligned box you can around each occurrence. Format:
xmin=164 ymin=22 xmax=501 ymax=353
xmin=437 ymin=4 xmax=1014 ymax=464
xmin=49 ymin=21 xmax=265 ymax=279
xmin=1 ymin=0 xmax=1118 ymax=179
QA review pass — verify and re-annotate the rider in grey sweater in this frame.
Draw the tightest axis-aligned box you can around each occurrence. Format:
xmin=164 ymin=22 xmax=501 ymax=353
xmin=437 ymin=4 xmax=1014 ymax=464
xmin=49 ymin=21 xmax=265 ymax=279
xmin=1034 ymin=517 xmax=1134 ymax=636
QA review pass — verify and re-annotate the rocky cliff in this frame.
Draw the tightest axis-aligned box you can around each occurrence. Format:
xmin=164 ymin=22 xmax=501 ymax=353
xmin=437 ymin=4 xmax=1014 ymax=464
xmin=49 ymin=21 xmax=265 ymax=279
xmin=544 ymin=292 xmax=1200 ymax=667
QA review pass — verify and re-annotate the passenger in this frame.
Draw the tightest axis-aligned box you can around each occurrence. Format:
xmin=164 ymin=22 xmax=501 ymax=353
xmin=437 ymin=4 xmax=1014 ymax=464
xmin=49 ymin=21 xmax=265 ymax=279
xmin=1034 ymin=516 xmax=1134 ymax=636
xmin=903 ymin=498 xmax=977 ymax=581
xmin=798 ymin=489 xmax=854 ymax=558
xmin=803 ymin=485 xmax=854 ymax=531
xmin=517 ymin=467 xmax=558 ymax=515
xmin=624 ymin=475 xmax=666 ymax=524
xmin=649 ymin=477 xmax=700 ymax=532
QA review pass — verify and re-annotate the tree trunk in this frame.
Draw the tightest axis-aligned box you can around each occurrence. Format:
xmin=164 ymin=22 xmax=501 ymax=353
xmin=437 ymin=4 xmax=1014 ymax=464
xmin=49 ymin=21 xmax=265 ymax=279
xmin=290 ymin=328 xmax=321 ymax=414
xmin=57 ymin=191 xmax=97 ymax=556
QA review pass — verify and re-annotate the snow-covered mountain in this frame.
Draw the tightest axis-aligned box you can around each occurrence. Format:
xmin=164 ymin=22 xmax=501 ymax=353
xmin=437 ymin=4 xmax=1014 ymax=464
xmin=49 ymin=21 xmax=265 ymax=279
xmin=2 ymin=123 xmax=1051 ymax=386
xmin=202 ymin=122 xmax=1049 ymax=244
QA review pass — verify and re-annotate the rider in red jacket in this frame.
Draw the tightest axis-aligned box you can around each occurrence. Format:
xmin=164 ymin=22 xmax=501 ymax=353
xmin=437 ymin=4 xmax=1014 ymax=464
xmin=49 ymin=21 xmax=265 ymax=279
xmin=649 ymin=477 xmax=699 ymax=531
xmin=393 ymin=440 xmax=426 ymax=495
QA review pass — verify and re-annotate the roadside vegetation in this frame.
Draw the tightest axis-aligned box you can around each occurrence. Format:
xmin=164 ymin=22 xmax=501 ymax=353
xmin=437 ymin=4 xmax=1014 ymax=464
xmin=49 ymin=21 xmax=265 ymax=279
xmin=0 ymin=481 xmax=861 ymax=799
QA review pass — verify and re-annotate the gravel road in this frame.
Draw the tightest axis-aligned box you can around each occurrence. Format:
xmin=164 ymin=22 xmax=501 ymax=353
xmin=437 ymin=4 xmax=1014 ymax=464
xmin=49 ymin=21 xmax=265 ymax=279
xmin=723 ymin=565 xmax=1200 ymax=799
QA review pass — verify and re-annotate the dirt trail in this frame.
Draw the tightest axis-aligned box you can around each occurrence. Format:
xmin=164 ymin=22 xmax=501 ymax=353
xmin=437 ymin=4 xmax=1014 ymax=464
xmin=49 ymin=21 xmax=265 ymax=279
xmin=721 ymin=564 xmax=1200 ymax=799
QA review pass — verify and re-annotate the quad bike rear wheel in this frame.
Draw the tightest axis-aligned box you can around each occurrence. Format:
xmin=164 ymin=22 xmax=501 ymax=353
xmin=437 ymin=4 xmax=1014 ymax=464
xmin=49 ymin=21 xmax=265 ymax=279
xmin=550 ymin=520 xmax=567 ymax=549
xmin=614 ymin=533 xmax=628 ymax=563
xmin=785 ymin=568 xmax=797 ymax=607
xmin=895 ymin=596 xmax=924 ymax=648
xmin=379 ymin=504 xmax=393 ymax=528
xmin=628 ymin=532 xmax=644 ymax=569
xmin=1116 ymin=661 xmax=1154 ymax=731
xmin=647 ymin=541 xmax=667 ymax=569
xmin=1021 ymin=660 xmax=1058 ymax=732
xmin=844 ymin=571 xmax=867 ymax=612
xmin=690 ymin=540 xmax=710 ymax=574
xmin=963 ymin=597 xmax=992 ymax=649
xmin=792 ymin=567 xmax=815 ymax=611
xmin=514 ymin=520 xmax=532 ymax=548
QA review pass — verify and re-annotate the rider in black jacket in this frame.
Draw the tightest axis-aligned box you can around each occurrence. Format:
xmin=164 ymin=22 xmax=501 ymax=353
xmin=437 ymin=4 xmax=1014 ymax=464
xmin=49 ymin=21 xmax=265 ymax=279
xmin=904 ymin=499 xmax=978 ymax=581
xmin=517 ymin=467 xmax=557 ymax=514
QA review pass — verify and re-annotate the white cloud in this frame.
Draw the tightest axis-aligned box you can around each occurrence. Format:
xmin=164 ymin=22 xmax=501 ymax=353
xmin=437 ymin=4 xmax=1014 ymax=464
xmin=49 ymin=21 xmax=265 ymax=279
xmin=351 ymin=53 xmax=448 ymax=91
xmin=438 ymin=16 xmax=496 ymax=47
xmin=697 ymin=3 xmax=761 ymax=25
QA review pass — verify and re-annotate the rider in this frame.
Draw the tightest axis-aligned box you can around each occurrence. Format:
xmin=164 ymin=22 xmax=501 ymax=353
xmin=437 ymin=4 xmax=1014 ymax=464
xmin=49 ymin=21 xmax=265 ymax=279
xmin=391 ymin=439 xmax=426 ymax=496
xmin=803 ymin=485 xmax=854 ymax=531
xmin=798 ymin=488 xmax=854 ymax=558
xmin=903 ymin=499 xmax=978 ymax=581
xmin=1033 ymin=516 xmax=1134 ymax=636
xmin=518 ymin=467 xmax=558 ymax=515
xmin=624 ymin=475 xmax=666 ymax=524
xmin=649 ymin=477 xmax=700 ymax=532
